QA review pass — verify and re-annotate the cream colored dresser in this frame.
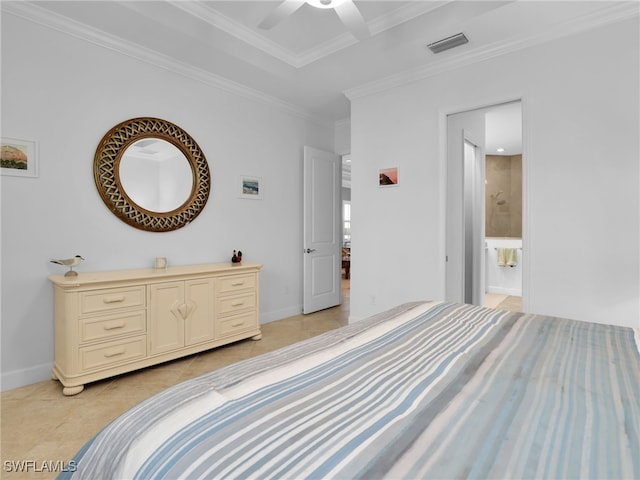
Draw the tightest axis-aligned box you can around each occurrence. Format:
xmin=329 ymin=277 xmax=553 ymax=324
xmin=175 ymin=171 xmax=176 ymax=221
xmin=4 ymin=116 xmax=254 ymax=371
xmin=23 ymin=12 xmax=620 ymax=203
xmin=49 ymin=262 xmax=262 ymax=395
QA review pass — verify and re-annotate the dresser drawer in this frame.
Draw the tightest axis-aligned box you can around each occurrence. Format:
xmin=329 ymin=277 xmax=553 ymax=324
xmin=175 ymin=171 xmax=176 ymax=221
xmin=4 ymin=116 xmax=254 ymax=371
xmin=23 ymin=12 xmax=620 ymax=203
xmin=79 ymin=286 xmax=146 ymax=315
xmin=217 ymin=292 xmax=256 ymax=316
xmin=218 ymin=311 xmax=257 ymax=337
xmin=79 ymin=336 xmax=146 ymax=371
xmin=79 ymin=310 xmax=146 ymax=344
xmin=216 ymin=274 xmax=256 ymax=295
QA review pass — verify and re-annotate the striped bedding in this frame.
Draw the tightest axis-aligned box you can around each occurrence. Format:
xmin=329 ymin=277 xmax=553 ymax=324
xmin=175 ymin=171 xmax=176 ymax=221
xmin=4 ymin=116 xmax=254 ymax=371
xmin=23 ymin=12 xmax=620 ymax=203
xmin=62 ymin=301 xmax=640 ymax=479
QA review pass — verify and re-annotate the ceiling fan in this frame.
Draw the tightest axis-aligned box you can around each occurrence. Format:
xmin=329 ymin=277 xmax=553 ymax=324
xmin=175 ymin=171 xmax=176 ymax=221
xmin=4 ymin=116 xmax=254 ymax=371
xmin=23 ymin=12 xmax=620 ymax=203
xmin=259 ymin=0 xmax=370 ymax=40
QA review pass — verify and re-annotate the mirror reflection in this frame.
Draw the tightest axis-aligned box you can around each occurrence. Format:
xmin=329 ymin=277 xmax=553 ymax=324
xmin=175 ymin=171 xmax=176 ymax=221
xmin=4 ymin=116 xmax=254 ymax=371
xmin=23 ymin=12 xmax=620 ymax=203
xmin=119 ymin=139 xmax=193 ymax=213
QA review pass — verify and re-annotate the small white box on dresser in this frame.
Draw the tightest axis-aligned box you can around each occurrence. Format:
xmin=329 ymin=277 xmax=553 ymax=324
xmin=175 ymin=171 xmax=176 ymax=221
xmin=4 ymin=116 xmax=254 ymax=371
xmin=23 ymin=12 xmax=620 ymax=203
xmin=49 ymin=262 xmax=262 ymax=395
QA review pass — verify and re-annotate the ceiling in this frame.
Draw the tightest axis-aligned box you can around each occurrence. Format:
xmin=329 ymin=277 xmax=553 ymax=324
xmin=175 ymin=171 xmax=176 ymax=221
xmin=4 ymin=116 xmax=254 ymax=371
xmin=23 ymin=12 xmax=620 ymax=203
xmin=9 ymin=1 xmax=634 ymax=124
xmin=485 ymin=101 xmax=521 ymax=156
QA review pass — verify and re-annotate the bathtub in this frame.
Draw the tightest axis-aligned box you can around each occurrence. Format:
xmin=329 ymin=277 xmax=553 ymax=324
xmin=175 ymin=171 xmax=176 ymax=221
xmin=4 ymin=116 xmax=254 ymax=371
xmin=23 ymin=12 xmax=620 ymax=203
xmin=485 ymin=237 xmax=522 ymax=296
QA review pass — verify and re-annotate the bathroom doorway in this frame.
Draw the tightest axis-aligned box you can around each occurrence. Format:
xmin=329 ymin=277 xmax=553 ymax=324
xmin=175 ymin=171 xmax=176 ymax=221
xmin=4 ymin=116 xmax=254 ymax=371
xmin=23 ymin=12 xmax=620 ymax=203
xmin=446 ymin=100 xmax=524 ymax=311
xmin=484 ymin=102 xmax=522 ymax=311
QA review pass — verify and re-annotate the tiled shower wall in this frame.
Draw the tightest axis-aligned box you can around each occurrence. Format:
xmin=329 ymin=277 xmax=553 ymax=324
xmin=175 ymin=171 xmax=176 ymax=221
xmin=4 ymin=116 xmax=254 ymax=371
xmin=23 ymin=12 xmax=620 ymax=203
xmin=485 ymin=155 xmax=522 ymax=238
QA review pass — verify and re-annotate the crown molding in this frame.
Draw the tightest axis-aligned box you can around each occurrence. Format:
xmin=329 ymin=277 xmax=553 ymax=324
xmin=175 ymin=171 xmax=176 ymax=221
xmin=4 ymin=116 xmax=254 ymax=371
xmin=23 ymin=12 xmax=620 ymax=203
xmin=172 ymin=0 xmax=355 ymax=68
xmin=368 ymin=0 xmax=449 ymax=34
xmin=174 ymin=1 xmax=447 ymax=68
xmin=295 ymin=1 xmax=449 ymax=67
xmin=345 ymin=1 xmax=639 ymax=101
xmin=3 ymin=1 xmax=330 ymax=125
xmin=171 ymin=1 xmax=304 ymax=67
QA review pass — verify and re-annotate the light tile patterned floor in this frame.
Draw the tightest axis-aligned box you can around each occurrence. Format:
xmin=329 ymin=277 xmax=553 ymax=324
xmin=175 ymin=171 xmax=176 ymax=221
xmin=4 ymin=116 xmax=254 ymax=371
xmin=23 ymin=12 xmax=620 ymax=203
xmin=485 ymin=293 xmax=522 ymax=312
xmin=495 ymin=295 xmax=522 ymax=312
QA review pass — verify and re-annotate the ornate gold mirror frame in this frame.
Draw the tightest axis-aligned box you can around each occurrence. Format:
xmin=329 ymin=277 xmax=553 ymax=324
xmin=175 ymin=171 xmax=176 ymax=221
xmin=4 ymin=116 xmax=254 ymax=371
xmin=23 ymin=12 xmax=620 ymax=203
xmin=94 ymin=117 xmax=210 ymax=232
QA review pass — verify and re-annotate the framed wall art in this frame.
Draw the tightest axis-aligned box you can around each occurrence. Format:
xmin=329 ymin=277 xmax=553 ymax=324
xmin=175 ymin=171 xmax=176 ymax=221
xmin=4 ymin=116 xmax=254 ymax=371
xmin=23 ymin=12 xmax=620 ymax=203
xmin=239 ymin=175 xmax=263 ymax=200
xmin=1 ymin=137 xmax=38 ymax=178
xmin=379 ymin=167 xmax=398 ymax=187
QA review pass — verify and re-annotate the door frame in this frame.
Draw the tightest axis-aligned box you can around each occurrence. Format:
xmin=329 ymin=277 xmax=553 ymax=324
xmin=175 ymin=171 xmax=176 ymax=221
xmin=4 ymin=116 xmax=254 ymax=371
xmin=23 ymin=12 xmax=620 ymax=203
xmin=440 ymin=95 xmax=529 ymax=311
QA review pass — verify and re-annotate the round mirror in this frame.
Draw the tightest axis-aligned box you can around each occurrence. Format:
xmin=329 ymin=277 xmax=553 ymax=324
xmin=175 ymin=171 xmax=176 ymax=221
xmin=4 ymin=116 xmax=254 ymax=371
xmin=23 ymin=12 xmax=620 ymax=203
xmin=94 ymin=118 xmax=210 ymax=232
xmin=119 ymin=139 xmax=193 ymax=213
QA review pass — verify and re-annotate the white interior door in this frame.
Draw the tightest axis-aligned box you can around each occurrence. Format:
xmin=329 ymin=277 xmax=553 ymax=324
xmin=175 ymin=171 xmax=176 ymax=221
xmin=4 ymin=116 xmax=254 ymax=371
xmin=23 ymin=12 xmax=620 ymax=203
xmin=303 ymin=146 xmax=341 ymax=314
xmin=446 ymin=110 xmax=485 ymax=305
xmin=464 ymin=139 xmax=486 ymax=305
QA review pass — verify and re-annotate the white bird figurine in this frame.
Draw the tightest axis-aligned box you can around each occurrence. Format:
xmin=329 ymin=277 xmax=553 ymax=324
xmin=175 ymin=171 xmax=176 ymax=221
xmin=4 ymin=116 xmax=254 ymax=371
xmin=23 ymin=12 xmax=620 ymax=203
xmin=51 ymin=255 xmax=84 ymax=277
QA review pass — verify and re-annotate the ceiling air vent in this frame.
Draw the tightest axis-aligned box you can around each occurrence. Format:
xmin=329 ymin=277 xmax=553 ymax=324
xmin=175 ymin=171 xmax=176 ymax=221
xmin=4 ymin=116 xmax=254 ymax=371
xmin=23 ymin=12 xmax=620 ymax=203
xmin=427 ymin=33 xmax=469 ymax=54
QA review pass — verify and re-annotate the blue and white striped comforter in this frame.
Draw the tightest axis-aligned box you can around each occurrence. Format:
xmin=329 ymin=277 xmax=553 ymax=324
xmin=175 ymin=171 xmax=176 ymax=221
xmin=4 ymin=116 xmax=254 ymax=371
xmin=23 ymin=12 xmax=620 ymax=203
xmin=63 ymin=301 xmax=640 ymax=479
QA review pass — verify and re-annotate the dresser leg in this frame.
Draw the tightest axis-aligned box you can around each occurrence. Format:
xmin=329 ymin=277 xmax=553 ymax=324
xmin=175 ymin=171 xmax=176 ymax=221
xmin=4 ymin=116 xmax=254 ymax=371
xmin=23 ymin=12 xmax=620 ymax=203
xmin=62 ymin=385 xmax=84 ymax=396
xmin=251 ymin=333 xmax=262 ymax=341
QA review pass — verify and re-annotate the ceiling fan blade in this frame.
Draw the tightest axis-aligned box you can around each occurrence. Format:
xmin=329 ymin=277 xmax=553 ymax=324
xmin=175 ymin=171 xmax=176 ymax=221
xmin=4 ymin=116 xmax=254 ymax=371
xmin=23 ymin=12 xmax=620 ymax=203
xmin=334 ymin=0 xmax=370 ymax=40
xmin=258 ymin=0 xmax=306 ymax=30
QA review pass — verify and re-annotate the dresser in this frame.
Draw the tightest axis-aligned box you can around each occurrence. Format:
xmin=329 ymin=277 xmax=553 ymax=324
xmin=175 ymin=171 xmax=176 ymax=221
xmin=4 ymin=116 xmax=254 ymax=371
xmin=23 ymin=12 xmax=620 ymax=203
xmin=49 ymin=262 xmax=262 ymax=395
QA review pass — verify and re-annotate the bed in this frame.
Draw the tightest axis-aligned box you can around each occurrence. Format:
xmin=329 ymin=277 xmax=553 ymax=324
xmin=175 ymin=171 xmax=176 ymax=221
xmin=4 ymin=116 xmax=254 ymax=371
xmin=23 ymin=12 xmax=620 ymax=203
xmin=61 ymin=301 xmax=640 ymax=479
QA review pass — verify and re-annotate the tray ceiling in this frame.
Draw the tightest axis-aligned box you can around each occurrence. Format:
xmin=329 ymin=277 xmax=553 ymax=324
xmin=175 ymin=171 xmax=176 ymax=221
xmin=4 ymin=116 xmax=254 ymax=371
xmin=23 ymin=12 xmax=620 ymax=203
xmin=7 ymin=1 xmax=637 ymax=122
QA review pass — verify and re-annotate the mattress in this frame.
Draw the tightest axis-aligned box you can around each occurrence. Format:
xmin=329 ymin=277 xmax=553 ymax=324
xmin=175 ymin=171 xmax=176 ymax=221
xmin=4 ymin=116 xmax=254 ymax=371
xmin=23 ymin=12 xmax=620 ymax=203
xmin=61 ymin=301 xmax=640 ymax=479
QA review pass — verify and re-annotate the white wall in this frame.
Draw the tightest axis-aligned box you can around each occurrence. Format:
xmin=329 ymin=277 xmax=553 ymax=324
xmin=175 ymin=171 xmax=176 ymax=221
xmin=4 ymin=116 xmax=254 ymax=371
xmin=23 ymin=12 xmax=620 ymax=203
xmin=0 ymin=13 xmax=334 ymax=390
xmin=334 ymin=118 xmax=351 ymax=155
xmin=350 ymin=17 xmax=639 ymax=329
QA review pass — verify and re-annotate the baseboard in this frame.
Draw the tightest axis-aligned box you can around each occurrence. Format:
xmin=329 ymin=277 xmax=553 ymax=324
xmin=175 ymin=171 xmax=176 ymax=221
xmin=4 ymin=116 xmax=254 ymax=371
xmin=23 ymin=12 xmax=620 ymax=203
xmin=1 ymin=362 xmax=53 ymax=392
xmin=486 ymin=286 xmax=522 ymax=296
xmin=260 ymin=305 xmax=302 ymax=324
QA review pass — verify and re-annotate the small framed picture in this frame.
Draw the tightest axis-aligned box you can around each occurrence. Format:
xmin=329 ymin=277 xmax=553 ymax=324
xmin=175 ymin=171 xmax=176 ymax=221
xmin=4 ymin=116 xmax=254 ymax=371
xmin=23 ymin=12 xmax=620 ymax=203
xmin=1 ymin=138 xmax=38 ymax=178
xmin=379 ymin=167 xmax=398 ymax=187
xmin=239 ymin=175 xmax=263 ymax=200
xmin=154 ymin=257 xmax=168 ymax=270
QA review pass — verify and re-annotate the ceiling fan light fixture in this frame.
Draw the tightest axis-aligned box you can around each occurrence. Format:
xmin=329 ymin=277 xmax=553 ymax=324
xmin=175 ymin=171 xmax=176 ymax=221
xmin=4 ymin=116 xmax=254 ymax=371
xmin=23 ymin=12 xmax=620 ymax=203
xmin=306 ymin=0 xmax=347 ymax=9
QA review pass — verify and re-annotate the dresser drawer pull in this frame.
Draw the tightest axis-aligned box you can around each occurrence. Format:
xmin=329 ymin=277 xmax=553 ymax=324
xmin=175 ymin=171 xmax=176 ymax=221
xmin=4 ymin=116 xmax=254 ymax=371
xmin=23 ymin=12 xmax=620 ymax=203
xmin=103 ymin=296 xmax=126 ymax=304
xmin=103 ymin=347 xmax=126 ymax=358
xmin=103 ymin=321 xmax=126 ymax=331
xmin=231 ymin=280 xmax=245 ymax=286
xmin=231 ymin=322 xmax=245 ymax=328
xmin=231 ymin=300 xmax=245 ymax=307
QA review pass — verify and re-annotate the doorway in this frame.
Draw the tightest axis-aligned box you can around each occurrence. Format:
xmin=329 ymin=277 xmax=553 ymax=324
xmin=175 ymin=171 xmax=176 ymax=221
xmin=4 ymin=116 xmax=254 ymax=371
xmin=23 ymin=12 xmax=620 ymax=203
xmin=341 ymin=155 xmax=352 ymax=312
xmin=445 ymin=100 xmax=523 ymax=311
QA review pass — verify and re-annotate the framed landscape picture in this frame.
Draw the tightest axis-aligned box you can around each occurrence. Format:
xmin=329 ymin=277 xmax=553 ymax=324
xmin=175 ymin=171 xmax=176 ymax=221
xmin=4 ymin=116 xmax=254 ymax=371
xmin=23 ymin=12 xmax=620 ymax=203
xmin=1 ymin=138 xmax=38 ymax=178
xmin=379 ymin=167 xmax=398 ymax=187
xmin=239 ymin=175 xmax=263 ymax=200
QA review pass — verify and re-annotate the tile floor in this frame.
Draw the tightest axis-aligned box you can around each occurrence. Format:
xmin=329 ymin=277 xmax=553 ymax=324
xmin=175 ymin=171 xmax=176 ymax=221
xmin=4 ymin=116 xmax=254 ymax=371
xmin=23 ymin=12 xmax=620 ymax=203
xmin=1 ymin=283 xmax=350 ymax=480
xmin=485 ymin=293 xmax=522 ymax=312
